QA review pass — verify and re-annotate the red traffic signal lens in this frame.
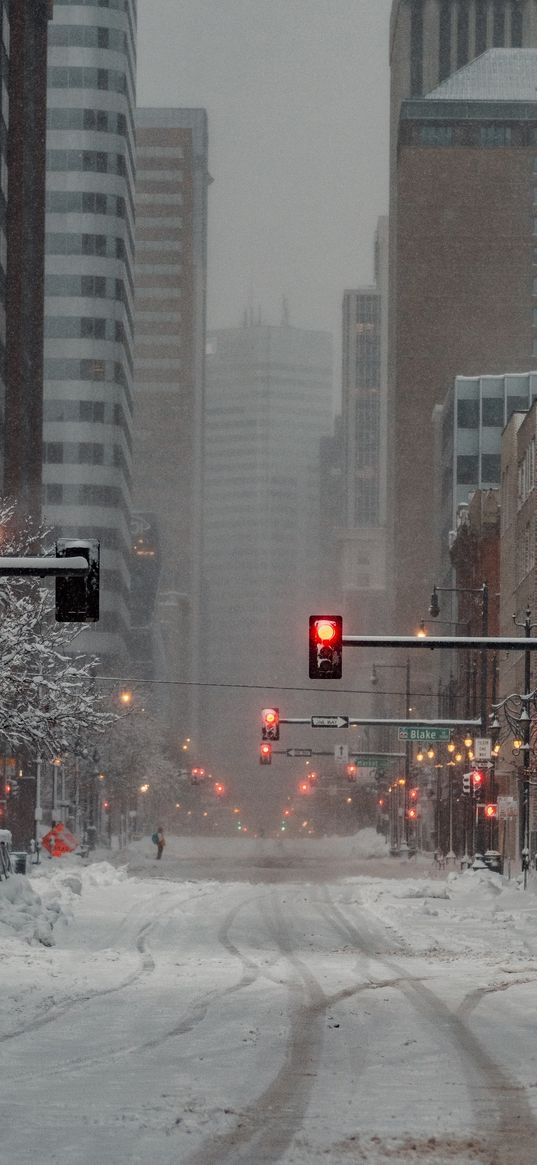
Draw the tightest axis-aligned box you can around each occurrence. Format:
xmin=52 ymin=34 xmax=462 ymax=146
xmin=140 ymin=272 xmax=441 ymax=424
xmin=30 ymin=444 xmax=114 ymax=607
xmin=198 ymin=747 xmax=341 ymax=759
xmin=264 ymin=710 xmax=276 ymax=725
xmin=260 ymin=743 xmax=271 ymax=756
xmin=472 ymin=770 xmax=484 ymax=785
xmin=484 ymin=803 xmax=497 ymax=818
xmin=314 ymin=619 xmax=338 ymax=643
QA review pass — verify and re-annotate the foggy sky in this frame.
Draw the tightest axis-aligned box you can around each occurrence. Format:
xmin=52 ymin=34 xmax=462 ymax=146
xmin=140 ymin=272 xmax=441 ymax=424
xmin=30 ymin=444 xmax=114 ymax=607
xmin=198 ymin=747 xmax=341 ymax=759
xmin=137 ymin=0 xmax=391 ymax=389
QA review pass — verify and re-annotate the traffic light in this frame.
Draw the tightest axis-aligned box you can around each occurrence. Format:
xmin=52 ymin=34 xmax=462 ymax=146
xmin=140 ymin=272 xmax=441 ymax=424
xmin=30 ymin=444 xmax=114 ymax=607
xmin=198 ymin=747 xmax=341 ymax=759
xmin=471 ymin=769 xmax=485 ymax=792
xmin=308 ymin=615 xmax=343 ymax=679
xmin=261 ymin=708 xmax=280 ymax=741
xmin=259 ymin=743 xmax=272 ymax=766
xmin=462 ymin=773 xmax=471 ymax=794
xmin=55 ymin=538 xmax=100 ymax=622
xmin=484 ymin=803 xmax=498 ymax=819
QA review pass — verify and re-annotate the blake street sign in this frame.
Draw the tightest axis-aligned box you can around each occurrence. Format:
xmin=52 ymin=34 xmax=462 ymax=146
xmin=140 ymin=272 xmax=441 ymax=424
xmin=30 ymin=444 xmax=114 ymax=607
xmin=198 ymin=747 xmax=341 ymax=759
xmin=398 ymin=726 xmax=451 ymax=742
xmin=311 ymin=715 xmax=349 ymax=729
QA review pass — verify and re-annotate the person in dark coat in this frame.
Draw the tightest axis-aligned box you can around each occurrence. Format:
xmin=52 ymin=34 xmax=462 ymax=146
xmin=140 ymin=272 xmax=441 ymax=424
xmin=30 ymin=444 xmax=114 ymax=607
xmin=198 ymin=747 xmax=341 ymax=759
xmin=156 ymin=825 xmax=165 ymax=860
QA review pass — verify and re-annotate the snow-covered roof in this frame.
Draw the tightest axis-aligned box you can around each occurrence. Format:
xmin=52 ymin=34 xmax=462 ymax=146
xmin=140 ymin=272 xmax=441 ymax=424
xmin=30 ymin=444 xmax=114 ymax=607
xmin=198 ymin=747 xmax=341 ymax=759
xmin=426 ymin=48 xmax=537 ymax=102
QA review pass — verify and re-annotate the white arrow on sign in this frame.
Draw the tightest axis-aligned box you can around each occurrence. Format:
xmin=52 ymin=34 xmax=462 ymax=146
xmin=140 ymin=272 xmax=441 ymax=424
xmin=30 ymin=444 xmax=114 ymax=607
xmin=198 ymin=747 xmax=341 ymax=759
xmin=311 ymin=715 xmax=349 ymax=729
xmin=334 ymin=744 xmax=349 ymax=764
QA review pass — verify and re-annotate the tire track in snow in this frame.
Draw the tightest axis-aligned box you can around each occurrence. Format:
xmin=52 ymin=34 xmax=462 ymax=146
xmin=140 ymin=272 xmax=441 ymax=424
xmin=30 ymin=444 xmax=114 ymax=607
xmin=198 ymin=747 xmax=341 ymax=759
xmin=315 ymin=885 xmax=537 ymax=1164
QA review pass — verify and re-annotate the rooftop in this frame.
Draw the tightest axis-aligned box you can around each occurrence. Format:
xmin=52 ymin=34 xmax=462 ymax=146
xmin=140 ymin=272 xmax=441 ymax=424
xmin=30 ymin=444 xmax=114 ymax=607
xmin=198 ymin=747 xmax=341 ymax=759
xmin=426 ymin=49 xmax=537 ymax=102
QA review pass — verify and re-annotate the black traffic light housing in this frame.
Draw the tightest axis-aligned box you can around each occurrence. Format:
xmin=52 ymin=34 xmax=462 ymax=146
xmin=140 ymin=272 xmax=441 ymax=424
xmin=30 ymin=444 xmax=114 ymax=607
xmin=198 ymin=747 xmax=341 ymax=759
xmin=308 ymin=615 xmax=343 ymax=679
xmin=55 ymin=538 xmax=100 ymax=622
xmin=259 ymin=743 xmax=272 ymax=766
xmin=261 ymin=708 xmax=280 ymax=741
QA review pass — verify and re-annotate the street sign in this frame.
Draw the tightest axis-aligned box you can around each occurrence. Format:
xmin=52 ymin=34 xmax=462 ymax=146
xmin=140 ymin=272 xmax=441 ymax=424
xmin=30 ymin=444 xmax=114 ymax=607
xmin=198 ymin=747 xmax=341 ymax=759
xmin=286 ymin=748 xmax=313 ymax=758
xmin=335 ymin=744 xmax=349 ymax=764
xmin=311 ymin=715 xmax=349 ymax=729
xmin=398 ymin=726 xmax=451 ymax=742
xmin=474 ymin=737 xmax=491 ymax=760
xmin=353 ymin=755 xmax=385 ymax=767
xmin=497 ymin=795 xmax=517 ymax=819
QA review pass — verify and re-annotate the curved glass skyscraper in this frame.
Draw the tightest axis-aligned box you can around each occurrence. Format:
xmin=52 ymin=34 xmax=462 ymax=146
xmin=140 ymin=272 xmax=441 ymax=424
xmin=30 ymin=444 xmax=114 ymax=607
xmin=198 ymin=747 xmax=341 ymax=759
xmin=44 ymin=0 xmax=137 ymax=666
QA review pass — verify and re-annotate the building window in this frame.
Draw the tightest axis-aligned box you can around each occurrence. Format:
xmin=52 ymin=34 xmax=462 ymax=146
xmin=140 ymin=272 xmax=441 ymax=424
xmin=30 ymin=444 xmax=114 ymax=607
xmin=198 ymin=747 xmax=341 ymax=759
xmin=493 ymin=1 xmax=506 ymax=44
xmin=44 ymin=443 xmax=63 ymax=464
xmin=481 ymin=454 xmax=501 ymax=482
xmin=475 ymin=0 xmax=487 ymax=55
xmin=457 ymin=2 xmax=469 ymax=67
xmin=419 ymin=124 xmax=453 ymax=146
xmin=511 ymin=2 xmax=523 ymax=46
xmin=439 ymin=1 xmax=452 ymax=80
xmin=457 ymin=454 xmax=479 ymax=484
xmin=410 ymin=0 xmax=424 ymax=96
xmin=482 ymin=397 xmax=505 ymax=426
xmin=480 ymin=124 xmax=512 ymax=146
xmin=45 ymin=484 xmax=63 ymax=504
xmin=457 ymin=398 xmax=479 ymax=427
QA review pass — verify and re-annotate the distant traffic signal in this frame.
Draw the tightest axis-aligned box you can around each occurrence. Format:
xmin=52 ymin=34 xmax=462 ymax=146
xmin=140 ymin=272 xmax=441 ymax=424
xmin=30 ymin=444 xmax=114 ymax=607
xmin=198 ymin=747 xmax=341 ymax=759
xmin=259 ymin=743 xmax=272 ymax=766
xmin=308 ymin=615 xmax=343 ymax=679
xmin=462 ymin=773 xmax=471 ymax=794
xmin=471 ymin=769 xmax=485 ymax=792
xmin=55 ymin=538 xmax=100 ymax=622
xmin=484 ymin=803 xmax=498 ymax=819
xmin=261 ymin=708 xmax=280 ymax=741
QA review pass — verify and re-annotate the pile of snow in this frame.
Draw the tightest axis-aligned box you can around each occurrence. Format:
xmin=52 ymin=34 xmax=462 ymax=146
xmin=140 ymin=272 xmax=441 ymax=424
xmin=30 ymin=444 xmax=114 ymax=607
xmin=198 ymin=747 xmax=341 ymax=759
xmin=0 ymin=858 xmax=128 ymax=946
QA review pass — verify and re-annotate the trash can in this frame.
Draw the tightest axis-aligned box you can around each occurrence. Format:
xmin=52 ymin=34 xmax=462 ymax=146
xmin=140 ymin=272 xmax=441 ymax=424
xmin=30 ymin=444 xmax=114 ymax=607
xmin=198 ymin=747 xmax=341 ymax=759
xmin=483 ymin=850 xmax=503 ymax=874
xmin=10 ymin=851 xmax=29 ymax=874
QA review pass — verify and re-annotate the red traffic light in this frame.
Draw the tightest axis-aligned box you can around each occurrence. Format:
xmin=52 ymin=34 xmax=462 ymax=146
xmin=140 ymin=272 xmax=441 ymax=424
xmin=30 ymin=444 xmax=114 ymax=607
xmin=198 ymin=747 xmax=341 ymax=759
xmin=471 ymin=769 xmax=485 ymax=787
xmin=214 ymin=782 xmax=225 ymax=797
xmin=484 ymin=803 xmax=498 ymax=819
xmin=261 ymin=707 xmax=280 ymax=741
xmin=259 ymin=743 xmax=272 ymax=766
xmin=298 ymin=781 xmax=310 ymax=794
xmin=308 ymin=615 xmax=343 ymax=679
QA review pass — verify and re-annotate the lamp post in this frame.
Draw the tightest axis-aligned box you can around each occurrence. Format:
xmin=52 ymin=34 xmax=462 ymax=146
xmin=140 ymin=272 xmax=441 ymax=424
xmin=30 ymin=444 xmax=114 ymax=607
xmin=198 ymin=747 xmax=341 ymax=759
xmin=429 ymin=582 xmax=489 ymax=735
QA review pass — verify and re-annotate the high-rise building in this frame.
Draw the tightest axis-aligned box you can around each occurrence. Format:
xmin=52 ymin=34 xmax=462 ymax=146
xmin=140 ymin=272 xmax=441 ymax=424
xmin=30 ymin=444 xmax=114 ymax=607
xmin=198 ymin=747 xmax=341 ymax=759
xmin=200 ymin=322 xmax=333 ymax=786
xmin=390 ymin=48 xmax=537 ymax=631
xmin=338 ymin=217 xmax=389 ymax=633
xmin=3 ymin=1 xmax=53 ymax=524
xmin=132 ymin=108 xmax=209 ymax=733
xmin=43 ymin=0 xmax=137 ymax=666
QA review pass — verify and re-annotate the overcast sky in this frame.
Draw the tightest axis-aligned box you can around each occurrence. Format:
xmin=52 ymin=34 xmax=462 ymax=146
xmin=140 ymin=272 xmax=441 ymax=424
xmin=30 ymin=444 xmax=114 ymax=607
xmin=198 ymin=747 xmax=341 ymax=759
xmin=137 ymin=0 xmax=391 ymax=364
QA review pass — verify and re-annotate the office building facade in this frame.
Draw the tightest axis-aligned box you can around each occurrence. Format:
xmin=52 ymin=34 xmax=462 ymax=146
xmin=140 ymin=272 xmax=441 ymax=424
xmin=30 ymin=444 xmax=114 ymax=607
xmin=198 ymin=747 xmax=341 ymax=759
xmin=43 ymin=0 xmax=137 ymax=665
xmin=132 ymin=108 xmax=209 ymax=732
xmin=391 ymin=48 xmax=537 ymax=631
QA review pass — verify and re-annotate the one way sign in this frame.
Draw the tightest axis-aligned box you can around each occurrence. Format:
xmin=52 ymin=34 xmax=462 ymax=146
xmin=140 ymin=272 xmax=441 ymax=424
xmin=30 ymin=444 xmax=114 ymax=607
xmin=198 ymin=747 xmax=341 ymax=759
xmin=311 ymin=715 xmax=349 ymax=728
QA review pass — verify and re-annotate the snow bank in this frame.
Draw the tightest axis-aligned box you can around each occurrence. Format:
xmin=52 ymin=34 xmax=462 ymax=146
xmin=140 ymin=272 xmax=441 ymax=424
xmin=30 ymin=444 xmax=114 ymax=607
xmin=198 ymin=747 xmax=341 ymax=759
xmin=0 ymin=858 xmax=127 ymax=946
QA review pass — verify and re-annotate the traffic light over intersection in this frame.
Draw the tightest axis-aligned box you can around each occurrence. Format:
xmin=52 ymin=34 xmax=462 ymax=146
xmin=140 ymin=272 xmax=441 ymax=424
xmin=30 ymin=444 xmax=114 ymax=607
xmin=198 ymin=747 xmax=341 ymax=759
xmin=308 ymin=615 xmax=343 ymax=679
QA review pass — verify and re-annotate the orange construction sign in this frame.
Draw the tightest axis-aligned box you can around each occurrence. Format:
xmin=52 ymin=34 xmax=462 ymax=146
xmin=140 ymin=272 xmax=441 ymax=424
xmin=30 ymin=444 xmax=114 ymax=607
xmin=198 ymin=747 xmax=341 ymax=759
xmin=41 ymin=822 xmax=79 ymax=857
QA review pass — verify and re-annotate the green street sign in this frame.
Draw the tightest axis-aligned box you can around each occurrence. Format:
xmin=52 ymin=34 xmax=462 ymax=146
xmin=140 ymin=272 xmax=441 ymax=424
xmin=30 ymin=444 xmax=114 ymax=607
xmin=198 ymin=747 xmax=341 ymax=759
xmin=398 ymin=726 xmax=450 ymax=742
xmin=353 ymin=755 xmax=385 ymax=767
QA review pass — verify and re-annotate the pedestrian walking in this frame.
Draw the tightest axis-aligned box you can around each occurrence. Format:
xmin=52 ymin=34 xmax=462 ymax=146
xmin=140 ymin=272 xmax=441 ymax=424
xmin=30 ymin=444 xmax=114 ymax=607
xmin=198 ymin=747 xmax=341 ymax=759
xmin=155 ymin=825 xmax=165 ymax=860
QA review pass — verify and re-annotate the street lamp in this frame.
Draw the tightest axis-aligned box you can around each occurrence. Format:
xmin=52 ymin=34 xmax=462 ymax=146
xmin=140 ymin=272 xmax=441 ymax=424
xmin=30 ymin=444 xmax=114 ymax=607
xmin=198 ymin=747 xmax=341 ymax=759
xmin=429 ymin=582 xmax=489 ymax=735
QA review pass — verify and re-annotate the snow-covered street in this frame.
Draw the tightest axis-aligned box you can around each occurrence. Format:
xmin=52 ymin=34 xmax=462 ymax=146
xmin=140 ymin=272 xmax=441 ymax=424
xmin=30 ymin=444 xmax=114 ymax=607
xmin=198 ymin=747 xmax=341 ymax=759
xmin=2 ymin=832 xmax=537 ymax=1164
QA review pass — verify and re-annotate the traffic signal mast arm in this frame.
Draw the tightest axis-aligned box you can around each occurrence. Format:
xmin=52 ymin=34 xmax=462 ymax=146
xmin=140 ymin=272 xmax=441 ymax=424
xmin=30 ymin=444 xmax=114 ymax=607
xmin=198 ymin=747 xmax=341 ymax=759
xmin=271 ymin=716 xmax=481 ymax=728
xmin=341 ymin=634 xmax=537 ymax=651
xmin=0 ymin=556 xmax=89 ymax=577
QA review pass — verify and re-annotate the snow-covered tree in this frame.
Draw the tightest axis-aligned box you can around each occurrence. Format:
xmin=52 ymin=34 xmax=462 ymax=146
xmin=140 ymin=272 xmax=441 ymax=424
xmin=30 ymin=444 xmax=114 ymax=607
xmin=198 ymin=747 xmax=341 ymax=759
xmin=0 ymin=499 xmax=116 ymax=755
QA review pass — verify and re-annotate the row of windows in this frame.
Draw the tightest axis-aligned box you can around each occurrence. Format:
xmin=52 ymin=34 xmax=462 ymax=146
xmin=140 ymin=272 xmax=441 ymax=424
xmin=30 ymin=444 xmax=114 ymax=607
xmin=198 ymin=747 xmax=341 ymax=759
xmin=457 ymin=454 xmax=501 ymax=485
xmin=46 ymin=232 xmax=127 ymax=260
xmin=416 ymin=123 xmax=516 ymax=148
xmin=44 ymin=482 xmax=130 ymax=515
xmin=457 ymin=395 xmax=531 ymax=429
xmin=46 ymin=190 xmax=126 ymax=220
xmin=48 ymin=24 xmax=126 ymax=52
xmin=44 ymin=440 xmax=127 ymax=467
xmin=51 ymin=0 xmax=137 ymax=63
xmin=44 ymin=356 xmax=129 ymax=388
xmin=45 ymin=316 xmax=127 ymax=344
xmin=47 ymin=107 xmax=127 ymax=138
xmin=43 ymin=397 xmax=133 ymax=453
xmin=47 ymin=149 xmax=127 ymax=177
xmin=48 ymin=67 xmax=128 ymax=97
xmin=45 ymin=275 xmax=134 ymax=335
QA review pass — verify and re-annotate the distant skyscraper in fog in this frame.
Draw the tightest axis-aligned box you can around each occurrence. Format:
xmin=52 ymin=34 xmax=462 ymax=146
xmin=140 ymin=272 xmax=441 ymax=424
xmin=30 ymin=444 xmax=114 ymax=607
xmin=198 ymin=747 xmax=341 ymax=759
xmin=201 ymin=321 xmax=332 ymax=771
